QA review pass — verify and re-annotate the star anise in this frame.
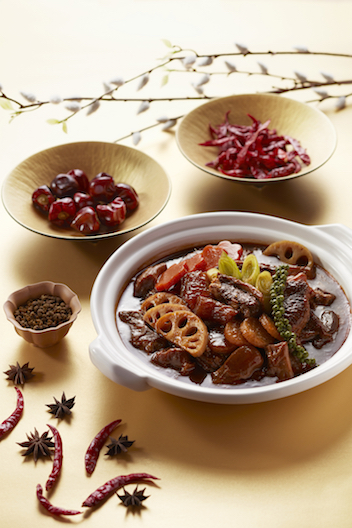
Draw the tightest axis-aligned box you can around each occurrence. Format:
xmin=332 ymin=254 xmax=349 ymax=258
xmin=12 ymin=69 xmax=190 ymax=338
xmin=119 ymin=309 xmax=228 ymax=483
xmin=18 ymin=428 xmax=55 ymax=462
xmin=46 ymin=392 xmax=75 ymax=419
xmin=4 ymin=361 xmax=35 ymax=385
xmin=117 ymin=486 xmax=149 ymax=507
xmin=105 ymin=434 xmax=135 ymax=456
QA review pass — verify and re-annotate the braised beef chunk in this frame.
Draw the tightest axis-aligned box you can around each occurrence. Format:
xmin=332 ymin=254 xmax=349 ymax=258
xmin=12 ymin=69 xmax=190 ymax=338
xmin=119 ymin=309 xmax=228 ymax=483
xmin=260 ymin=262 xmax=316 ymax=280
xmin=180 ymin=270 xmax=211 ymax=310
xmin=266 ymin=342 xmax=294 ymax=381
xmin=193 ymin=295 xmax=238 ymax=325
xmin=151 ymin=347 xmax=195 ymax=375
xmin=300 ymin=311 xmax=338 ymax=348
xmin=209 ymin=274 xmax=264 ymax=318
xmin=299 ymin=314 xmax=322 ymax=343
xmin=283 ymin=273 xmax=312 ymax=335
xmin=310 ymin=288 xmax=336 ymax=308
xmin=133 ymin=263 xmax=167 ymax=298
xmin=195 ymin=347 xmax=229 ymax=373
xmin=211 ymin=345 xmax=264 ymax=384
xmin=289 ymin=353 xmax=315 ymax=377
xmin=118 ymin=310 xmax=168 ymax=352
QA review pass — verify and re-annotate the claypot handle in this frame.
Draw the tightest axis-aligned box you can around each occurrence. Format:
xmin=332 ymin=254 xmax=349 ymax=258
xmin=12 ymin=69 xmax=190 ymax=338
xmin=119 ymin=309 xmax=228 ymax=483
xmin=314 ymin=224 xmax=352 ymax=251
xmin=89 ymin=337 xmax=150 ymax=391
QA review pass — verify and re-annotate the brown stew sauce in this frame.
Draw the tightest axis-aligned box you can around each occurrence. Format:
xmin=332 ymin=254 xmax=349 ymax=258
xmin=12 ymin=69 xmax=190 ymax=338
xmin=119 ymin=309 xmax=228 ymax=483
xmin=116 ymin=242 xmax=351 ymax=389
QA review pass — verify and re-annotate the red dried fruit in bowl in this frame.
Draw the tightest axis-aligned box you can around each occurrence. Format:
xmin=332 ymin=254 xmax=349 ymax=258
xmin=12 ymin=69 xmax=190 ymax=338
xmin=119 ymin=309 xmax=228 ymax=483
xmin=67 ymin=169 xmax=89 ymax=193
xmin=32 ymin=185 xmax=55 ymax=214
xmin=89 ymin=173 xmax=117 ymax=203
xmin=71 ymin=206 xmax=100 ymax=234
xmin=73 ymin=192 xmax=94 ymax=210
xmin=96 ymin=197 xmax=126 ymax=227
xmin=115 ymin=183 xmax=139 ymax=211
xmin=48 ymin=197 xmax=76 ymax=227
xmin=51 ymin=173 xmax=79 ymax=197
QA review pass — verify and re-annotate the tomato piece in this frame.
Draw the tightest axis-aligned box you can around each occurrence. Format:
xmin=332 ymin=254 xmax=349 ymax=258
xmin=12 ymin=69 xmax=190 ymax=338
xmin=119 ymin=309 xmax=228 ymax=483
xmin=184 ymin=253 xmax=207 ymax=272
xmin=201 ymin=245 xmax=225 ymax=270
xmin=155 ymin=261 xmax=188 ymax=291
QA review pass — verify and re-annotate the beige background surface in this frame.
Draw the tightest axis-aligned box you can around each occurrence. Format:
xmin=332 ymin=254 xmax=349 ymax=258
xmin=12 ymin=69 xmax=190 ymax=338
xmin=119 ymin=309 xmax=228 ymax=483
xmin=1 ymin=1 xmax=352 ymax=526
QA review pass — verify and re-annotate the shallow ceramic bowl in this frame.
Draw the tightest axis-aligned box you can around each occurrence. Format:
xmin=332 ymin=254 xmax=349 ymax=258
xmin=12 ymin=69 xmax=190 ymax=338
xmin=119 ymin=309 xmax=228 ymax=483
xmin=4 ymin=281 xmax=81 ymax=347
xmin=176 ymin=93 xmax=337 ymax=184
xmin=89 ymin=212 xmax=352 ymax=404
xmin=1 ymin=141 xmax=171 ymax=240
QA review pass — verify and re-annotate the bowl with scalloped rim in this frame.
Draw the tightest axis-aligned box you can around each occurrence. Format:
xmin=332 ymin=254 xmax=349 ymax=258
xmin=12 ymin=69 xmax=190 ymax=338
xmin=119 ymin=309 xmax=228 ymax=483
xmin=4 ymin=281 xmax=81 ymax=347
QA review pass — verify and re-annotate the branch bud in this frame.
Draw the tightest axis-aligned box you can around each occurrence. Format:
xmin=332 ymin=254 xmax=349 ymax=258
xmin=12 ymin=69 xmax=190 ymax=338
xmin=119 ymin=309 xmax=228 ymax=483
xmin=182 ymin=53 xmax=197 ymax=68
xmin=20 ymin=91 xmax=36 ymax=103
xmin=225 ymin=61 xmax=237 ymax=72
xmin=137 ymin=74 xmax=149 ymax=91
xmin=137 ymin=101 xmax=150 ymax=114
xmin=197 ymin=56 xmax=213 ymax=67
xmin=132 ymin=131 xmax=142 ymax=145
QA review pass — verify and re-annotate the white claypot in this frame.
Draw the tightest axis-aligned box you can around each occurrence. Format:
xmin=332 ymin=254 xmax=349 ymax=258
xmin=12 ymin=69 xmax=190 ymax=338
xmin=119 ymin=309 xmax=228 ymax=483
xmin=89 ymin=212 xmax=352 ymax=404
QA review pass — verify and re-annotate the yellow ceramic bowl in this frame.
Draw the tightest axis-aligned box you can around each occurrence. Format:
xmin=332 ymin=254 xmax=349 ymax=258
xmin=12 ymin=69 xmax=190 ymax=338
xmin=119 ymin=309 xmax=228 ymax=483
xmin=2 ymin=141 xmax=171 ymax=240
xmin=176 ymin=93 xmax=337 ymax=184
xmin=4 ymin=281 xmax=81 ymax=347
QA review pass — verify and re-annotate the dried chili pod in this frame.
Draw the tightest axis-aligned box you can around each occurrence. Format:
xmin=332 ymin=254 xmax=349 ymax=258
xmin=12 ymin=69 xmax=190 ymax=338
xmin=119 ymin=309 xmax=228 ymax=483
xmin=82 ymin=473 xmax=159 ymax=507
xmin=84 ymin=419 xmax=122 ymax=475
xmin=0 ymin=387 xmax=24 ymax=440
xmin=36 ymin=484 xmax=82 ymax=516
xmin=45 ymin=424 xmax=63 ymax=491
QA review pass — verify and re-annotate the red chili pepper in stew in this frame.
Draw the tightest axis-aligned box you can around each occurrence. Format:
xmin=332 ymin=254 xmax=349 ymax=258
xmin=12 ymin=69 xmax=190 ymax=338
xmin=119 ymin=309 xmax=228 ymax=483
xmin=36 ymin=484 xmax=82 ymax=516
xmin=45 ymin=424 xmax=63 ymax=491
xmin=0 ymin=387 xmax=24 ymax=439
xmin=85 ymin=419 xmax=122 ymax=474
xmin=82 ymin=472 xmax=159 ymax=507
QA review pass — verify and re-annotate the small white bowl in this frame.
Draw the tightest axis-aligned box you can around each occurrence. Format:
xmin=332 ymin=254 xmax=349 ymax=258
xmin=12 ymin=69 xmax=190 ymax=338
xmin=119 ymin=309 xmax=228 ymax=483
xmin=4 ymin=281 xmax=81 ymax=347
xmin=89 ymin=212 xmax=352 ymax=404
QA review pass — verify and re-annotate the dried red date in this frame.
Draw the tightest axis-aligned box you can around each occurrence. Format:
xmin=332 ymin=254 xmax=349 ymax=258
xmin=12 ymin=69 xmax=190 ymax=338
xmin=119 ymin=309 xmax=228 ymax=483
xmin=32 ymin=185 xmax=55 ymax=214
xmin=48 ymin=197 xmax=76 ymax=227
xmin=51 ymin=174 xmax=79 ymax=197
xmin=115 ymin=183 xmax=139 ymax=211
xmin=67 ymin=169 xmax=89 ymax=192
xmin=96 ymin=197 xmax=126 ymax=227
xmin=73 ymin=192 xmax=94 ymax=210
xmin=31 ymin=168 xmax=139 ymax=235
xmin=71 ymin=206 xmax=100 ymax=234
xmin=89 ymin=173 xmax=117 ymax=202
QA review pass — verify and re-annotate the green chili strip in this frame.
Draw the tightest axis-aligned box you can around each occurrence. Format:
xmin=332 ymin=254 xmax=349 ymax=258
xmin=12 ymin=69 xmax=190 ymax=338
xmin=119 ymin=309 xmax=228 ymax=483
xmin=270 ymin=264 xmax=315 ymax=366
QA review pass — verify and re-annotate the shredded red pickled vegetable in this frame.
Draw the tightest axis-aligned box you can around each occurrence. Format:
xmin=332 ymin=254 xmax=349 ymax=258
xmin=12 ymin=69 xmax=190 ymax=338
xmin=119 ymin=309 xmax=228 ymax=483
xmin=200 ymin=112 xmax=311 ymax=180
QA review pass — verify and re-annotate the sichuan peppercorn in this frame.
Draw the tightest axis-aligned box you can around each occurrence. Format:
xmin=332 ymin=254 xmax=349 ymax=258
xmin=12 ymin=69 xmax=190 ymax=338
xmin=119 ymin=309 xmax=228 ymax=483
xmin=14 ymin=294 xmax=72 ymax=330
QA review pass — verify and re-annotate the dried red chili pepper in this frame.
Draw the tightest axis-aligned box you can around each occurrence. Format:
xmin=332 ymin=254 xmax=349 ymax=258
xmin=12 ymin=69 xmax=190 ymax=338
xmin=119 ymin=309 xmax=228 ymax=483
xmin=84 ymin=418 xmax=122 ymax=474
xmin=45 ymin=424 xmax=63 ymax=491
xmin=200 ymin=112 xmax=311 ymax=180
xmin=82 ymin=472 xmax=159 ymax=507
xmin=36 ymin=484 xmax=82 ymax=516
xmin=0 ymin=387 xmax=24 ymax=439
